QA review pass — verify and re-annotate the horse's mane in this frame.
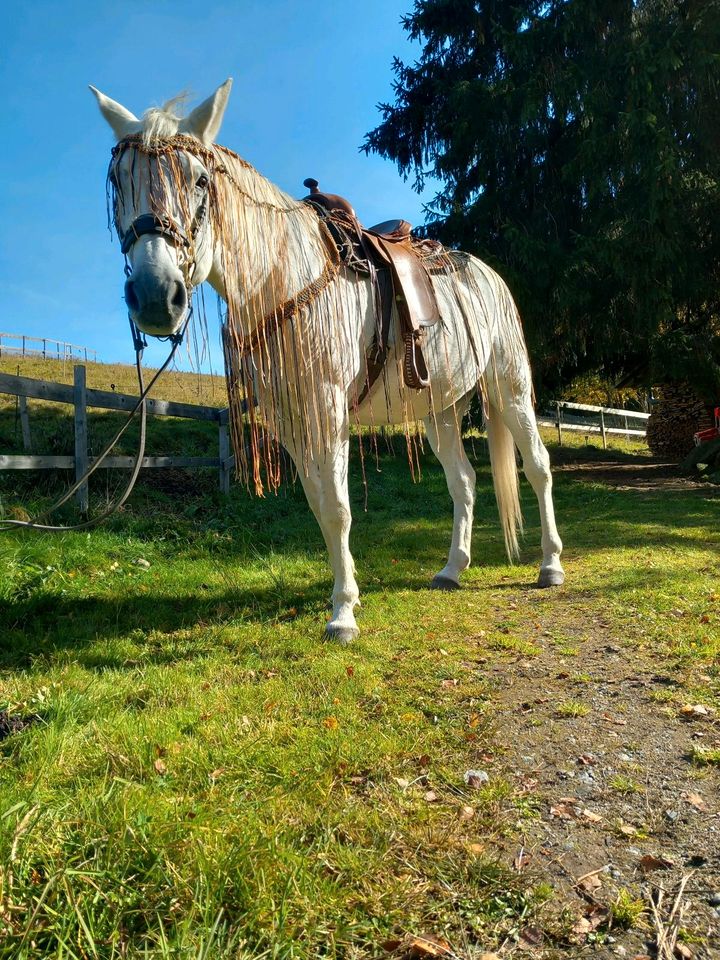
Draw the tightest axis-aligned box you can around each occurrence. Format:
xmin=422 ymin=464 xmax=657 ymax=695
xmin=140 ymin=94 xmax=188 ymax=145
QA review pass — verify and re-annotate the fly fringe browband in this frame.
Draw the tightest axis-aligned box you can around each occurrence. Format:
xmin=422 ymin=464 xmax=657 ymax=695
xmin=110 ymin=135 xmax=342 ymax=355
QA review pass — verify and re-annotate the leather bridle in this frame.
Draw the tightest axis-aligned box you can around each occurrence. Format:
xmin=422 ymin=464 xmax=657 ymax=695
xmin=119 ymin=195 xmax=208 ymax=258
xmin=110 ymin=137 xmax=211 ymax=280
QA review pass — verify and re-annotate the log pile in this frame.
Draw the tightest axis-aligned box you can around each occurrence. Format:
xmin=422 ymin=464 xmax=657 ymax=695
xmin=646 ymin=382 xmax=713 ymax=461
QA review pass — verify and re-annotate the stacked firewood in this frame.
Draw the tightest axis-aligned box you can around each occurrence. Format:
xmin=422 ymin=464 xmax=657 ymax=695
xmin=646 ymin=382 xmax=713 ymax=460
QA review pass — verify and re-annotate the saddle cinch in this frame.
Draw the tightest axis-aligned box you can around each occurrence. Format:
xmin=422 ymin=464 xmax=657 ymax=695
xmin=303 ymin=178 xmax=441 ymax=403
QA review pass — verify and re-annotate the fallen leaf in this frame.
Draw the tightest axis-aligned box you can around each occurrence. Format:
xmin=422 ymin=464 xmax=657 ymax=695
xmin=424 ymin=790 xmax=439 ymax=803
xmin=441 ymin=679 xmax=458 ymax=689
xmin=459 ymin=805 xmax=475 ymax=820
xmin=323 ymin=716 xmax=339 ymax=730
xmin=386 ymin=934 xmax=456 ymax=958
xmin=675 ymin=943 xmax=693 ymax=959
xmin=418 ymin=754 xmax=431 ymax=768
xmin=638 ymin=853 xmax=674 ymax=873
xmin=601 ymin=713 xmax=628 ymax=725
xmin=154 ymin=759 xmax=167 ymax=775
xmin=679 ymin=704 xmax=710 ymax=719
xmin=345 ymin=666 xmax=355 ymax=677
xmin=577 ymin=753 xmax=597 ymax=766
xmin=578 ymin=873 xmax=602 ymax=893
xmin=617 ymin=821 xmax=639 ymax=837
xmin=209 ymin=768 xmax=225 ymax=782
xmin=464 ymin=769 xmax=489 ymax=789
xmin=571 ymin=905 xmax=609 ymax=939
xmin=683 ymin=791 xmax=709 ymax=812
xmin=394 ymin=777 xmax=411 ymax=790
xmin=550 ymin=800 xmax=577 ymax=820
xmin=582 ymin=809 xmax=603 ymax=824
xmin=517 ymin=926 xmax=543 ymax=950
xmin=467 ymin=842 xmax=485 ymax=854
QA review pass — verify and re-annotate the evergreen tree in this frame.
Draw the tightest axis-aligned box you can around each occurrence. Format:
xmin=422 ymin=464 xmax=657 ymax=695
xmin=365 ymin=0 xmax=720 ymax=396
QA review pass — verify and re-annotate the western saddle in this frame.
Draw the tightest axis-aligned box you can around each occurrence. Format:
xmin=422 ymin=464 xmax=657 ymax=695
xmin=303 ymin=178 xmax=441 ymax=403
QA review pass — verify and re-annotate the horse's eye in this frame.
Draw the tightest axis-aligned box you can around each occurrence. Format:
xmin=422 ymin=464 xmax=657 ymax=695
xmin=196 ymin=174 xmax=209 ymax=190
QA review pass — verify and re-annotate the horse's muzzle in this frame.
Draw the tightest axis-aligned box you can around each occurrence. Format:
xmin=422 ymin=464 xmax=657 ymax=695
xmin=124 ymin=273 xmax=188 ymax=335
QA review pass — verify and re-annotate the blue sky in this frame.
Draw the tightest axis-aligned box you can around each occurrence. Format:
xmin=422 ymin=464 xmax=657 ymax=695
xmin=0 ymin=0 xmax=433 ymax=371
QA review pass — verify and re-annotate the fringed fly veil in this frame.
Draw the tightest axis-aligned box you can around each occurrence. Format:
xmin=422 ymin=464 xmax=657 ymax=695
xmin=108 ymin=134 xmax=531 ymax=495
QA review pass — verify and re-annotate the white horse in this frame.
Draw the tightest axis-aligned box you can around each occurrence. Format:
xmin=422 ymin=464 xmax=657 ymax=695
xmin=91 ymin=79 xmax=564 ymax=643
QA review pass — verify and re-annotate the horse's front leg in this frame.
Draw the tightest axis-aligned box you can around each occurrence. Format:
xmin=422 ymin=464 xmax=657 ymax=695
xmin=283 ymin=417 xmax=360 ymax=644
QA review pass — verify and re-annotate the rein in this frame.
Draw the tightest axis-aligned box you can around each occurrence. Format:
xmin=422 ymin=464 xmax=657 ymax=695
xmin=0 ymin=317 xmax=189 ymax=533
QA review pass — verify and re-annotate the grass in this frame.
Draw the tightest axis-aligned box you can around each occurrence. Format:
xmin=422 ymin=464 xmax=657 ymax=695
xmin=0 ymin=394 xmax=718 ymax=957
xmin=555 ymin=700 xmax=590 ymax=718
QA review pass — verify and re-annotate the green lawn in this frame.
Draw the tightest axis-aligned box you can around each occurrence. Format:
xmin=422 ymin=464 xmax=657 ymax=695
xmin=0 ymin=432 xmax=718 ymax=958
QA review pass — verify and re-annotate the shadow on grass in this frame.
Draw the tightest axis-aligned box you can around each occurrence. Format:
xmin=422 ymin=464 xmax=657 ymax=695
xmin=2 ymin=447 xmax=717 ymax=672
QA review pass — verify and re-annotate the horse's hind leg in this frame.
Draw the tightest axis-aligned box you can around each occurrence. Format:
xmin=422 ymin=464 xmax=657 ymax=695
xmin=425 ymin=404 xmax=476 ymax=590
xmin=494 ymin=389 xmax=564 ymax=587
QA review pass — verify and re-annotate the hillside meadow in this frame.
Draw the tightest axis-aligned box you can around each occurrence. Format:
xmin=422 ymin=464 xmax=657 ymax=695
xmin=0 ymin=358 xmax=718 ymax=958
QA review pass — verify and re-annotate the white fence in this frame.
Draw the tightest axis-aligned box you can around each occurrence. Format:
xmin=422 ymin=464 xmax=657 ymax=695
xmin=538 ymin=401 xmax=649 ymax=448
xmin=0 ymin=332 xmax=97 ymax=363
xmin=0 ymin=365 xmax=233 ymax=511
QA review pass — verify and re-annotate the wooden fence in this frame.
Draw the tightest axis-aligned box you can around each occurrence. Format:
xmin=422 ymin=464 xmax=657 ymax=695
xmin=0 ymin=332 xmax=97 ymax=363
xmin=0 ymin=365 xmax=233 ymax=511
xmin=538 ymin=400 xmax=650 ymax=448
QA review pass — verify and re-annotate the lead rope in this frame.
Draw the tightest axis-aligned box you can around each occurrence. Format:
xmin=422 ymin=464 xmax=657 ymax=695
xmin=0 ymin=310 xmax=191 ymax=533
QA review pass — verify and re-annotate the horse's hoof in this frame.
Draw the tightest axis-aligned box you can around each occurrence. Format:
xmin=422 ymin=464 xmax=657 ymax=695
xmin=537 ymin=568 xmax=565 ymax=588
xmin=430 ymin=575 xmax=460 ymax=591
xmin=325 ymin=624 xmax=359 ymax=646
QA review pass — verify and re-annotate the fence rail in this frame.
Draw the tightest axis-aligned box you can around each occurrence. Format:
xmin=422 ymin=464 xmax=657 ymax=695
xmin=0 ymin=365 xmax=234 ymax=510
xmin=541 ymin=400 xmax=649 ymax=448
xmin=0 ymin=333 xmax=97 ymax=363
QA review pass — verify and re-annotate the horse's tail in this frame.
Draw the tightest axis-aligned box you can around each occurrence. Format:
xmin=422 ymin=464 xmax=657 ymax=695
xmin=485 ymin=404 xmax=523 ymax=560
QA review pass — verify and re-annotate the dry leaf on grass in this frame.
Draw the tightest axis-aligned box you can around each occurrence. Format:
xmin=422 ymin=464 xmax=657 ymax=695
xmin=153 ymin=758 xmax=167 ymax=775
xmin=441 ymin=679 xmax=459 ymax=689
xmin=682 ymin=791 xmax=708 ymax=812
xmin=383 ymin=933 xmax=461 ymax=958
xmin=517 ymin=926 xmax=544 ymax=950
xmin=463 ymin=769 xmax=489 ymax=788
xmin=578 ymin=873 xmax=603 ymax=893
xmin=601 ymin=713 xmax=628 ymax=725
xmin=571 ymin=905 xmax=610 ymax=938
xmin=639 ymin=854 xmax=674 ymax=873
xmin=679 ymin=704 xmax=710 ymax=719
xmin=458 ymin=805 xmax=475 ymax=820
xmin=550 ymin=798 xmax=602 ymax=823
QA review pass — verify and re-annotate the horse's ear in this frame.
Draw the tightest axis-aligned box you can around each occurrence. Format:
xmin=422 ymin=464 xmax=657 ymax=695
xmin=89 ymin=86 xmax=140 ymax=140
xmin=180 ymin=79 xmax=233 ymax=146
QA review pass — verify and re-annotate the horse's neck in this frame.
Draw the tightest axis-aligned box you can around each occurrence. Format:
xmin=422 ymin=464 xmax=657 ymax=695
xmin=210 ymin=162 xmax=326 ymax=333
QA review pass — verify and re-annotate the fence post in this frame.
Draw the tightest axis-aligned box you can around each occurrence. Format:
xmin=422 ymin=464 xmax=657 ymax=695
xmin=218 ymin=409 xmax=231 ymax=494
xmin=600 ymin=409 xmax=607 ymax=449
xmin=18 ymin=395 xmax=32 ymax=452
xmin=556 ymin=401 xmax=563 ymax=446
xmin=74 ymin=365 xmax=89 ymax=513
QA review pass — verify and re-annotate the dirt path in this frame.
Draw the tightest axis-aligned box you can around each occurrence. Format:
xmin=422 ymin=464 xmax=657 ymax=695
xmin=489 ymin=622 xmax=719 ymax=957
xmin=554 ymin=458 xmax=719 ymax=495
xmin=480 ymin=448 xmax=720 ymax=958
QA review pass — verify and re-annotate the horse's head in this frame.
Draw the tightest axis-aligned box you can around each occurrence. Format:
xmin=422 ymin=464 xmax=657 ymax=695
xmin=91 ymin=80 xmax=232 ymax=337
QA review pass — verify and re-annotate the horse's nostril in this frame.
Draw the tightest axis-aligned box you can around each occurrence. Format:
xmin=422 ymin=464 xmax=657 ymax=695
xmin=124 ymin=279 xmax=140 ymax=313
xmin=170 ymin=281 xmax=187 ymax=311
